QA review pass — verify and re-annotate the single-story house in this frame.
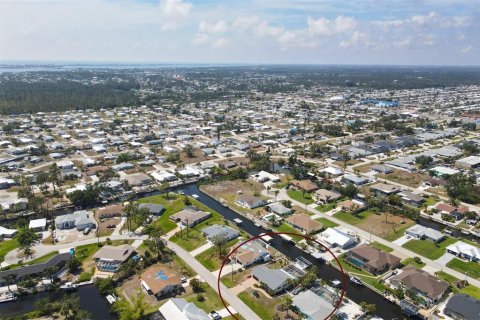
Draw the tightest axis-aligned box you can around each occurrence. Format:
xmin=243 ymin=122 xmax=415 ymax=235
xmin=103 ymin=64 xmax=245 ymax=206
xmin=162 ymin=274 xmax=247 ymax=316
xmin=436 ymin=203 xmax=469 ymax=221
xmin=112 ymin=162 xmax=135 ymax=171
xmin=97 ymin=204 xmax=124 ymax=218
xmin=0 ymin=226 xmax=17 ymax=238
xmin=405 ymin=225 xmax=446 ymax=243
xmin=138 ymin=203 xmax=165 ymax=216
xmin=159 ymin=298 xmax=209 ymax=320
xmin=293 ymin=289 xmax=337 ymax=320
xmin=398 ymin=191 xmax=425 ymax=207
xmin=345 ymin=244 xmax=401 ymax=275
xmin=369 ymin=183 xmax=401 ymax=196
xmin=251 ymin=265 xmax=294 ymax=295
xmin=123 ymin=173 xmax=153 ymax=187
xmin=252 ymin=171 xmax=281 ymax=183
xmin=321 ymin=166 xmax=344 ymax=177
xmin=319 ymin=227 xmax=356 ymax=249
xmin=389 ymin=265 xmax=449 ymax=306
xmin=336 ymin=199 xmax=365 ymax=213
xmin=285 ymin=214 xmax=323 ymax=234
xmin=235 ymin=195 xmax=268 ymax=209
xmin=313 ymin=189 xmax=342 ymax=204
xmin=446 ymin=241 xmax=480 ymax=262
xmin=231 ymin=240 xmax=270 ymax=267
xmin=444 ymin=294 xmax=480 ymax=320
xmin=202 ymin=225 xmax=240 ymax=242
xmin=291 ymin=180 xmax=318 ymax=193
xmin=92 ymin=244 xmax=135 ymax=272
xmin=55 ymin=210 xmax=95 ymax=231
xmin=371 ymin=164 xmax=393 ymax=174
xmin=140 ymin=266 xmax=183 ymax=298
xmin=29 ymin=218 xmax=47 ymax=231
xmin=170 ymin=207 xmax=211 ymax=227
xmin=342 ymin=175 xmax=370 ymax=186
xmin=455 ymin=156 xmax=480 ymax=170
xmin=266 ymin=202 xmax=292 ymax=216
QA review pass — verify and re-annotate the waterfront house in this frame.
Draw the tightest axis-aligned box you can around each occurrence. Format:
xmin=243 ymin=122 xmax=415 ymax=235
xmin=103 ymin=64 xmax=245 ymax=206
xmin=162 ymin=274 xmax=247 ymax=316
xmin=344 ymin=244 xmax=400 ymax=275
xmin=92 ymin=244 xmax=135 ymax=272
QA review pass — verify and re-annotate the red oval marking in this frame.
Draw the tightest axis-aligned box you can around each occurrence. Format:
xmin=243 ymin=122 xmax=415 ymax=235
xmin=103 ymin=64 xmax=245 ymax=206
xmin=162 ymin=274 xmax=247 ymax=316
xmin=216 ymin=231 xmax=346 ymax=320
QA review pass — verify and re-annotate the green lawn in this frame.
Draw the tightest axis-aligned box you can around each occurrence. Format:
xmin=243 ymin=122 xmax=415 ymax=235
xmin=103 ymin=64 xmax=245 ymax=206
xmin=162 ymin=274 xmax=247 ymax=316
xmin=75 ymin=243 xmax=104 ymax=262
xmin=424 ymin=197 xmax=439 ymax=207
xmin=402 ymin=237 xmax=457 ymax=260
xmin=369 ymin=241 xmax=393 ymax=252
xmin=401 ymin=257 xmax=426 ymax=268
xmin=357 ymin=275 xmax=388 ymax=292
xmin=0 ymin=239 xmax=19 ymax=263
xmin=138 ymin=194 xmax=184 ymax=233
xmin=196 ymin=239 xmax=240 ymax=271
xmin=274 ymin=223 xmax=304 ymax=242
xmin=315 ymin=203 xmax=336 ymax=212
xmin=238 ymin=290 xmax=279 ymax=319
xmin=436 ymin=271 xmax=480 ymax=300
xmin=286 ymin=189 xmax=314 ymax=205
xmin=314 ymin=217 xmax=338 ymax=229
xmin=333 ymin=254 xmax=372 ymax=277
xmin=383 ymin=222 xmax=415 ymax=242
xmin=169 ymin=197 xmax=231 ymax=251
xmin=185 ymin=283 xmax=226 ymax=312
xmin=447 ymin=258 xmax=480 ymax=280
xmin=333 ymin=210 xmax=371 ymax=225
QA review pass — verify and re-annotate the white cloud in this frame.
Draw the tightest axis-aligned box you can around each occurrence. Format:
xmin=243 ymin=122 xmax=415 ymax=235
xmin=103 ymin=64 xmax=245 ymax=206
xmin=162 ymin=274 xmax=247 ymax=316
xmin=340 ymin=31 xmax=369 ymax=48
xmin=394 ymin=38 xmax=412 ymax=49
xmin=192 ymin=33 xmax=209 ymax=45
xmin=232 ymin=16 xmax=261 ymax=31
xmin=160 ymin=0 xmax=193 ymax=30
xmin=411 ymin=11 xmax=439 ymax=26
xmin=254 ymin=20 xmax=284 ymax=37
xmin=307 ymin=15 xmax=357 ymax=36
xmin=461 ymin=45 xmax=473 ymax=53
xmin=212 ymin=38 xmax=229 ymax=48
xmin=199 ymin=20 xmax=227 ymax=33
xmin=422 ymin=34 xmax=437 ymax=46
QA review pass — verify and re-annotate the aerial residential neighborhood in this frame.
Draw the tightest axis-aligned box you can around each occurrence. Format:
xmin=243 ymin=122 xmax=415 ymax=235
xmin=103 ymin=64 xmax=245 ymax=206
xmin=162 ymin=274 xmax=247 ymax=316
xmin=0 ymin=0 xmax=480 ymax=319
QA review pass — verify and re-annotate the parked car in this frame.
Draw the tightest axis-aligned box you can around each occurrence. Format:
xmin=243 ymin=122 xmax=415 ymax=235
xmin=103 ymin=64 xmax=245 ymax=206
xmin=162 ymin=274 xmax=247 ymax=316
xmin=83 ymin=227 xmax=91 ymax=235
xmin=210 ymin=311 xmax=221 ymax=320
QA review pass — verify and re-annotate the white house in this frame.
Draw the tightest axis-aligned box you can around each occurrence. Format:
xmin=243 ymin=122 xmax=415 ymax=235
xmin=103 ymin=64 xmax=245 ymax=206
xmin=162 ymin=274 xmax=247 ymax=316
xmin=55 ymin=210 xmax=95 ymax=231
xmin=159 ymin=298 xmax=209 ymax=320
xmin=29 ymin=218 xmax=47 ymax=231
xmin=446 ymin=241 xmax=480 ymax=262
xmin=318 ymin=227 xmax=356 ymax=249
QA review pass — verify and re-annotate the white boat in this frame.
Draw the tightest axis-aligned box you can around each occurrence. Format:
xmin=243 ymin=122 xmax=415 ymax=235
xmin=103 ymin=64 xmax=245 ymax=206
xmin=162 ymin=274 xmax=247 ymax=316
xmin=192 ymin=194 xmax=199 ymax=199
xmin=350 ymin=276 xmax=364 ymax=286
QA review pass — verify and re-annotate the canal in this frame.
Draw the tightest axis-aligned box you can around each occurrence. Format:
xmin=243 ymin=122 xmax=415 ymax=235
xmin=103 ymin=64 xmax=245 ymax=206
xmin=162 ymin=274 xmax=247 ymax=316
xmin=0 ymin=285 xmax=115 ymax=320
xmin=178 ymin=184 xmax=408 ymax=320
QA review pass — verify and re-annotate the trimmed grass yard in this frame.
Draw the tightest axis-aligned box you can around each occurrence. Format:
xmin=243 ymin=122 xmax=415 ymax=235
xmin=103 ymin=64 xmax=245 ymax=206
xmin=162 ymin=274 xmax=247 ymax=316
xmin=196 ymin=239 xmax=240 ymax=271
xmin=447 ymin=258 xmax=480 ymax=280
xmin=333 ymin=210 xmax=371 ymax=225
xmin=238 ymin=289 xmax=279 ymax=320
xmin=314 ymin=217 xmax=338 ymax=229
xmin=315 ymin=203 xmax=336 ymax=212
xmin=401 ymin=257 xmax=426 ymax=269
xmin=436 ymin=271 xmax=480 ymax=300
xmin=286 ymin=189 xmax=314 ymax=205
xmin=185 ymin=283 xmax=226 ymax=313
xmin=0 ymin=239 xmax=19 ymax=263
xmin=1 ymin=251 xmax=60 ymax=271
xmin=369 ymin=241 xmax=393 ymax=252
xmin=402 ymin=237 xmax=457 ymax=260
xmin=274 ymin=223 xmax=304 ymax=242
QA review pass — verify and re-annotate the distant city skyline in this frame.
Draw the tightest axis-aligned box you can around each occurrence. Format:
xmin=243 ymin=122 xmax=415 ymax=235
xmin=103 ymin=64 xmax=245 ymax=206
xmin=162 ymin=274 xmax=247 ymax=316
xmin=1 ymin=0 xmax=479 ymax=66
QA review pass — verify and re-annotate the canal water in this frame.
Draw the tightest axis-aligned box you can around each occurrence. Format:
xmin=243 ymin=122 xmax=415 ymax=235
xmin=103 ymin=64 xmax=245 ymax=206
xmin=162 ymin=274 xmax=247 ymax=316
xmin=0 ymin=285 xmax=115 ymax=320
xmin=179 ymin=184 xmax=409 ymax=320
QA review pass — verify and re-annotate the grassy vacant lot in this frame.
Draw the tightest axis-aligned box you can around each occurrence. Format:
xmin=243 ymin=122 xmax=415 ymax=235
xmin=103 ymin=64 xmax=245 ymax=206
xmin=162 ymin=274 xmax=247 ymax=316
xmin=274 ymin=223 xmax=304 ymax=242
xmin=315 ymin=203 xmax=336 ymax=212
xmin=436 ymin=271 xmax=480 ymax=300
xmin=369 ymin=241 xmax=393 ymax=252
xmin=138 ymin=194 xmax=184 ymax=233
xmin=196 ymin=239 xmax=240 ymax=271
xmin=0 ymin=239 xmax=19 ymax=263
xmin=334 ymin=210 xmax=415 ymax=241
xmin=185 ymin=282 xmax=227 ymax=314
xmin=378 ymin=169 xmax=429 ymax=188
xmin=402 ymin=237 xmax=457 ymax=260
xmin=287 ymin=189 xmax=314 ymax=205
xmin=447 ymin=258 xmax=480 ymax=280
xmin=401 ymin=257 xmax=426 ymax=268
xmin=333 ymin=210 xmax=371 ymax=225
xmin=314 ymin=217 xmax=338 ymax=229
xmin=238 ymin=289 xmax=280 ymax=320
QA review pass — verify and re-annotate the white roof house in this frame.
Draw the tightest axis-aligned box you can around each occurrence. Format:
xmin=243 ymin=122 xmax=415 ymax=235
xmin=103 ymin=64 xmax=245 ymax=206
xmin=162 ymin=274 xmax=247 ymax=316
xmin=252 ymin=170 xmax=281 ymax=183
xmin=159 ymin=298 xmax=209 ymax=320
xmin=446 ymin=241 xmax=480 ymax=262
xmin=0 ymin=226 xmax=17 ymax=238
xmin=29 ymin=218 xmax=47 ymax=231
xmin=151 ymin=171 xmax=177 ymax=182
xmin=319 ymin=227 xmax=356 ymax=249
xmin=322 ymin=166 xmax=344 ymax=176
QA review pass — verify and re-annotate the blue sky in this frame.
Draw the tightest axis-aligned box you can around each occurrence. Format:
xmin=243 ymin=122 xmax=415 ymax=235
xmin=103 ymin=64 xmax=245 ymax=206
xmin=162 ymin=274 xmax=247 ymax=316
xmin=0 ymin=0 xmax=478 ymax=65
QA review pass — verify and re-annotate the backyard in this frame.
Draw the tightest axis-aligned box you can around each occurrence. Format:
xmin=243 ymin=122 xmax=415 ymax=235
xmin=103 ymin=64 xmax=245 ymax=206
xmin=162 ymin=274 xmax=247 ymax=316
xmin=436 ymin=271 xmax=480 ymax=300
xmin=377 ymin=169 xmax=429 ymax=188
xmin=238 ymin=289 xmax=282 ymax=320
xmin=402 ymin=237 xmax=458 ymax=260
xmin=196 ymin=238 xmax=241 ymax=271
xmin=0 ymin=238 xmax=19 ymax=263
xmin=138 ymin=193 xmax=186 ymax=233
